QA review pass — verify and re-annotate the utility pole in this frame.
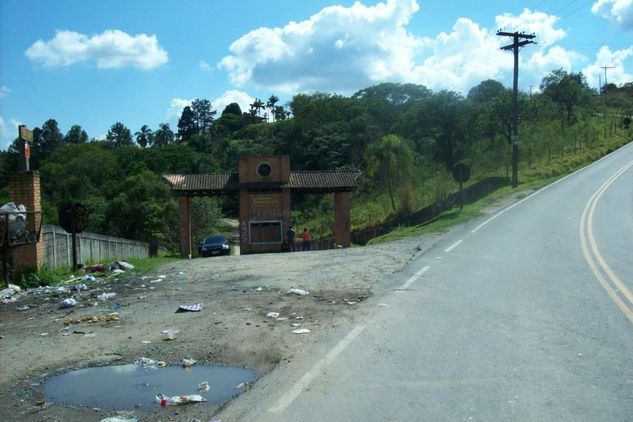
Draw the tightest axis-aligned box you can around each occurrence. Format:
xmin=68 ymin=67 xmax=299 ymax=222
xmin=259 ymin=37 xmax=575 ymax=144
xmin=497 ymin=30 xmax=536 ymax=188
xmin=600 ymin=65 xmax=615 ymax=91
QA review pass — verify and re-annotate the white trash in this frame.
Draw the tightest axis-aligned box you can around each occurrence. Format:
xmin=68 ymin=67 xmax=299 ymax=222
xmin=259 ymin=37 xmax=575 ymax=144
xmin=162 ymin=327 xmax=180 ymax=340
xmin=97 ymin=292 xmax=116 ymax=301
xmin=59 ymin=298 xmax=77 ymax=309
xmin=266 ymin=312 xmax=280 ymax=318
xmin=292 ymin=328 xmax=311 ymax=334
xmin=287 ymin=288 xmax=310 ymax=296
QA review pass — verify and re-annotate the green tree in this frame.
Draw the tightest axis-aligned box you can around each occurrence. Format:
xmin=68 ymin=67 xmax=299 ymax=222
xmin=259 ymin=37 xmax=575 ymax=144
xmin=540 ymin=68 xmax=591 ymax=127
xmin=153 ymin=123 xmax=175 ymax=147
xmin=190 ymin=99 xmax=216 ymax=134
xmin=177 ymin=106 xmax=197 ymax=143
xmin=267 ymin=95 xmax=279 ymax=122
xmin=365 ymin=134 xmax=415 ymax=213
xmin=63 ymin=124 xmax=88 ymax=144
xmin=106 ymin=122 xmax=133 ymax=147
xmin=134 ymin=124 xmax=153 ymax=148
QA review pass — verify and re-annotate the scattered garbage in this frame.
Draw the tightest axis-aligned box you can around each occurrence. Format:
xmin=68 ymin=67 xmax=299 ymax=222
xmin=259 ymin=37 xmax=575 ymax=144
xmin=176 ymin=303 xmax=203 ymax=313
xmin=59 ymin=298 xmax=77 ymax=309
xmin=84 ymin=264 xmax=105 ymax=273
xmin=292 ymin=328 xmax=311 ymax=334
xmin=63 ymin=313 xmax=119 ymax=325
xmin=112 ymin=269 xmax=125 ymax=275
xmin=75 ymin=283 xmax=89 ymax=292
xmin=162 ymin=327 xmax=179 ymax=340
xmin=149 ymin=279 xmax=161 ymax=283
xmin=112 ymin=261 xmax=135 ymax=271
xmin=155 ymin=393 xmax=206 ymax=406
xmin=100 ymin=416 xmax=138 ymax=422
xmin=287 ymin=288 xmax=310 ymax=296
xmin=16 ymin=305 xmax=30 ymax=311
xmin=135 ymin=357 xmax=166 ymax=368
xmin=0 ymin=202 xmax=27 ymax=242
xmin=1 ymin=284 xmax=22 ymax=303
xmin=276 ymin=317 xmax=288 ymax=321
xmin=256 ymin=287 xmax=263 ymax=292
xmin=347 ymin=301 xmax=357 ymax=305
xmin=97 ymin=292 xmax=117 ymax=301
xmin=291 ymin=323 xmax=302 ymax=327
xmin=266 ymin=312 xmax=280 ymax=318
xmin=82 ymin=275 xmax=96 ymax=282
xmin=181 ymin=358 xmax=197 ymax=367
xmin=197 ymin=381 xmax=210 ymax=392
xmin=235 ymin=383 xmax=245 ymax=389
xmin=1 ymin=297 xmax=17 ymax=304
xmin=140 ymin=340 xmax=151 ymax=344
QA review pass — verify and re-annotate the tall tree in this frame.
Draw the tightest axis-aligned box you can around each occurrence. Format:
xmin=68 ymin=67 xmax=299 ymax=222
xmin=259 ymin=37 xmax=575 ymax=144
xmin=177 ymin=106 xmax=197 ymax=143
xmin=63 ymin=124 xmax=88 ymax=144
xmin=134 ymin=125 xmax=153 ymax=148
xmin=267 ymin=95 xmax=279 ymax=122
xmin=106 ymin=122 xmax=133 ymax=147
xmin=190 ymin=99 xmax=216 ymax=133
xmin=365 ymin=134 xmax=415 ymax=213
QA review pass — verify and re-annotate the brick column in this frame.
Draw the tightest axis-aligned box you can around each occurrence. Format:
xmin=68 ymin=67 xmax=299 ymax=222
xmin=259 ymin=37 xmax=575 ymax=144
xmin=178 ymin=196 xmax=192 ymax=259
xmin=10 ymin=171 xmax=44 ymax=271
xmin=334 ymin=191 xmax=351 ymax=247
xmin=238 ymin=190 xmax=249 ymax=254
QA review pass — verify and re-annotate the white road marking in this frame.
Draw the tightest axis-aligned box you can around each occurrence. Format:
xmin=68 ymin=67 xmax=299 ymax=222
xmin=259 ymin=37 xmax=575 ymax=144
xmin=399 ymin=266 xmax=430 ymax=290
xmin=444 ymin=240 xmax=463 ymax=253
xmin=268 ymin=324 xmax=367 ymax=413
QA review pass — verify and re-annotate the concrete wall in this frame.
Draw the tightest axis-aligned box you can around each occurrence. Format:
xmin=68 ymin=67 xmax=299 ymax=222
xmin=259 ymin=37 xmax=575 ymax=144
xmin=42 ymin=225 xmax=149 ymax=269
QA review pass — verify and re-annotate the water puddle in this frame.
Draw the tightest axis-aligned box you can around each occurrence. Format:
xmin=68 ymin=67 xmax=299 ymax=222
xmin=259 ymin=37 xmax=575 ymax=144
xmin=43 ymin=364 xmax=257 ymax=410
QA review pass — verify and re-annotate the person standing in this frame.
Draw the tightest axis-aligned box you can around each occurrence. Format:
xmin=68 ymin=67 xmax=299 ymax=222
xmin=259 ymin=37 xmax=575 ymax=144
xmin=302 ymin=228 xmax=312 ymax=251
xmin=286 ymin=225 xmax=296 ymax=252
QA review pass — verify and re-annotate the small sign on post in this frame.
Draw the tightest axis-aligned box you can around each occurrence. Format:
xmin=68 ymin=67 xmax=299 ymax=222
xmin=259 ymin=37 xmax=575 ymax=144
xmin=18 ymin=125 xmax=32 ymax=171
xmin=452 ymin=163 xmax=471 ymax=210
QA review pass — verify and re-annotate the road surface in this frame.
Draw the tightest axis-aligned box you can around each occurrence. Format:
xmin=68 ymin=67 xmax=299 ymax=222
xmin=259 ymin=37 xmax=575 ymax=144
xmin=220 ymin=142 xmax=633 ymax=421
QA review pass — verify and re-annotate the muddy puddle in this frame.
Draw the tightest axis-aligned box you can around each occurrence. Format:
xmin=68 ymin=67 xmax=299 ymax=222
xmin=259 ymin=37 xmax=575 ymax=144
xmin=43 ymin=364 xmax=257 ymax=410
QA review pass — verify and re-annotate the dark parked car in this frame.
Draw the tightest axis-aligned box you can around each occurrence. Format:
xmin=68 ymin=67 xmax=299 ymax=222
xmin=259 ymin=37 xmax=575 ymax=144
xmin=198 ymin=235 xmax=231 ymax=257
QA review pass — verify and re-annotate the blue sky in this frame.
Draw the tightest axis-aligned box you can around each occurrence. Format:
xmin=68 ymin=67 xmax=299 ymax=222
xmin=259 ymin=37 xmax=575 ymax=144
xmin=1 ymin=0 xmax=632 ymax=149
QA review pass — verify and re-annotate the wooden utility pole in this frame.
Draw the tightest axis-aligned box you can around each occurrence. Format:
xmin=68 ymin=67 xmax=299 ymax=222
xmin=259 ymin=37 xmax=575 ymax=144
xmin=600 ymin=65 xmax=615 ymax=91
xmin=497 ymin=30 xmax=536 ymax=188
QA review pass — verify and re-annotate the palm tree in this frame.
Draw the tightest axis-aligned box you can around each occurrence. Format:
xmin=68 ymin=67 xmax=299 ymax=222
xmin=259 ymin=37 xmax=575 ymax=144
xmin=266 ymin=95 xmax=279 ymax=122
xmin=134 ymin=124 xmax=153 ymax=148
xmin=249 ymin=98 xmax=265 ymax=118
xmin=153 ymin=123 xmax=175 ymax=148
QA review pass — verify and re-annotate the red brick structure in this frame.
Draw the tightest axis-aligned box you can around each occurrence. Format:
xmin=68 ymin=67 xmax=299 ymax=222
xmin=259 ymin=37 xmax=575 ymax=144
xmin=164 ymin=156 xmax=361 ymax=257
xmin=9 ymin=171 xmax=44 ymax=270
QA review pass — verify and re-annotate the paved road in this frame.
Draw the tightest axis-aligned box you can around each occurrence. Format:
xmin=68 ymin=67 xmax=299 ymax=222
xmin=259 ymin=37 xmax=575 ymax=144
xmin=221 ymin=143 xmax=633 ymax=421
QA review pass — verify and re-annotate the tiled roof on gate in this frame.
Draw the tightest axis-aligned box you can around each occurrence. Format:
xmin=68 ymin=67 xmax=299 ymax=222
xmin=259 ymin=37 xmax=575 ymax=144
xmin=162 ymin=173 xmax=240 ymax=192
xmin=163 ymin=170 xmax=362 ymax=194
xmin=286 ymin=170 xmax=362 ymax=190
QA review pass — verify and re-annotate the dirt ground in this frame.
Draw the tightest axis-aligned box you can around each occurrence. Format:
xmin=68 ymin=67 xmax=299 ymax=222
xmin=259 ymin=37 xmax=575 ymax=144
xmin=0 ymin=231 xmax=441 ymax=421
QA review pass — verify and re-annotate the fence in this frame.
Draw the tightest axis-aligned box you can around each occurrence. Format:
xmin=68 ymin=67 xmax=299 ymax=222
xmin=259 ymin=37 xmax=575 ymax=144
xmin=352 ymin=176 xmax=510 ymax=245
xmin=42 ymin=225 xmax=149 ymax=269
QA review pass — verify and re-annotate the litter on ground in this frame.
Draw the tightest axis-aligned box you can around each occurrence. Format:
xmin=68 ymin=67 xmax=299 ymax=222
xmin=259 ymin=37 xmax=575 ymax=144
xmin=287 ymin=288 xmax=310 ymax=296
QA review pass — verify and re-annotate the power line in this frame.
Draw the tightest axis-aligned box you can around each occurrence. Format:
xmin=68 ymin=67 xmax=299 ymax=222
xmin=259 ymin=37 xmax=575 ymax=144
xmin=552 ymin=0 xmax=579 ymax=15
xmin=560 ymin=0 xmax=595 ymax=18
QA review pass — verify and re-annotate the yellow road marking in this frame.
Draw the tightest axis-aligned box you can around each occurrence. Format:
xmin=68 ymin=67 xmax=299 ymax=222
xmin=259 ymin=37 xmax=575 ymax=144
xmin=579 ymin=160 xmax=633 ymax=325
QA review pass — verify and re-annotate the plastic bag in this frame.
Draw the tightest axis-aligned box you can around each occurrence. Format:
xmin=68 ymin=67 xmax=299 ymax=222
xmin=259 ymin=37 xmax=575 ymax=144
xmin=155 ymin=393 xmax=206 ymax=406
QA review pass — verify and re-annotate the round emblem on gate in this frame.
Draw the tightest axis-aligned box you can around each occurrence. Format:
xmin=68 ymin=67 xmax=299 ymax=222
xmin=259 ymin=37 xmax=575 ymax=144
xmin=256 ymin=162 xmax=272 ymax=178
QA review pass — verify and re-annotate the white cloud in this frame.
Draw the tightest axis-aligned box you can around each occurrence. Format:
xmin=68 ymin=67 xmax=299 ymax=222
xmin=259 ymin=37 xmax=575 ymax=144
xmin=0 ymin=86 xmax=9 ymax=100
xmin=211 ymin=90 xmax=255 ymax=115
xmin=582 ymin=45 xmax=633 ymax=87
xmin=217 ymin=0 xmax=587 ymax=95
xmin=0 ymin=117 xmax=23 ymax=150
xmin=166 ymin=98 xmax=193 ymax=120
xmin=495 ymin=9 xmax=565 ymax=47
xmin=219 ymin=0 xmax=423 ymax=94
xmin=592 ymin=0 xmax=633 ymax=31
xmin=167 ymin=90 xmax=256 ymax=122
xmin=199 ymin=60 xmax=212 ymax=71
xmin=25 ymin=29 xmax=168 ymax=69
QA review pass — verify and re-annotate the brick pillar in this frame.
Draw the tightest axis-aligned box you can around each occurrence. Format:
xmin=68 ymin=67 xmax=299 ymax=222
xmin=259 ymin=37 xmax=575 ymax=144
xmin=334 ymin=191 xmax=351 ymax=247
xmin=238 ymin=190 xmax=249 ymax=254
xmin=178 ymin=196 xmax=192 ymax=259
xmin=10 ymin=171 xmax=44 ymax=271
